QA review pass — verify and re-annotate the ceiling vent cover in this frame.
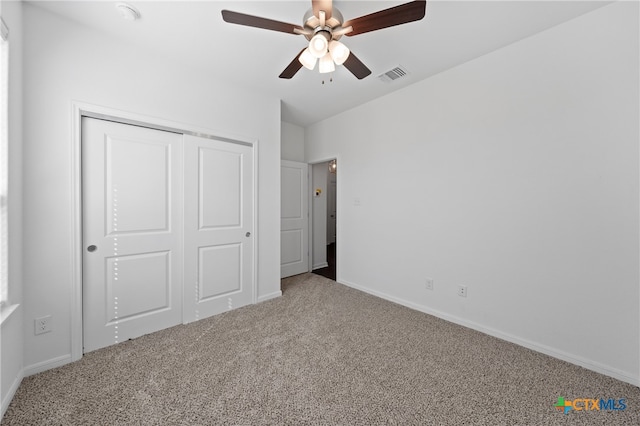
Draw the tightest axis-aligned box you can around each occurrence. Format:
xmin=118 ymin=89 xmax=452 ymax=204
xmin=378 ymin=65 xmax=409 ymax=82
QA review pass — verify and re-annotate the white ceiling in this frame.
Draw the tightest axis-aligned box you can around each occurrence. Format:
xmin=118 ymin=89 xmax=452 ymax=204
xmin=30 ymin=0 xmax=610 ymax=127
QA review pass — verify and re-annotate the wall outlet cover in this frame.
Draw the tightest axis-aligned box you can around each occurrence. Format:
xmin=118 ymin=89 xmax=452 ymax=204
xmin=457 ymin=285 xmax=467 ymax=298
xmin=34 ymin=315 xmax=52 ymax=335
xmin=425 ymin=278 xmax=434 ymax=290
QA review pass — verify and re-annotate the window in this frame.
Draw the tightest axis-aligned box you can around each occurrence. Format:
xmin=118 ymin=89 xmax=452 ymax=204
xmin=0 ymin=17 xmax=9 ymax=306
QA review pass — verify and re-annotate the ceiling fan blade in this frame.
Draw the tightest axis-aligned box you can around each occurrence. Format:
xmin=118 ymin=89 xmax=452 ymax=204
xmin=279 ymin=49 xmax=306 ymax=79
xmin=343 ymin=0 xmax=426 ymax=37
xmin=222 ymin=10 xmax=304 ymax=35
xmin=312 ymin=0 xmax=333 ymax=21
xmin=343 ymin=52 xmax=372 ymax=80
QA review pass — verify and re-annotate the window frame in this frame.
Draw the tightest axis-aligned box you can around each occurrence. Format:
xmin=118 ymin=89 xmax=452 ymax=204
xmin=0 ymin=16 xmax=10 ymax=308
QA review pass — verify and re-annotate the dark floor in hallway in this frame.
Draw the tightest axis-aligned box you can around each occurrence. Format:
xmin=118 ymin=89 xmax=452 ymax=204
xmin=312 ymin=243 xmax=335 ymax=281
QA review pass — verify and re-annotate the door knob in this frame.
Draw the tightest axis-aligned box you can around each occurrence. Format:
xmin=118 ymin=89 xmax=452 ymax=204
xmin=246 ymin=232 xmax=251 ymax=237
xmin=87 ymin=245 xmax=97 ymax=252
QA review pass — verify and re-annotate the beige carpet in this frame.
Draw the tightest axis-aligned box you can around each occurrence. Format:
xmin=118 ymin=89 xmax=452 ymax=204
xmin=3 ymin=273 xmax=639 ymax=425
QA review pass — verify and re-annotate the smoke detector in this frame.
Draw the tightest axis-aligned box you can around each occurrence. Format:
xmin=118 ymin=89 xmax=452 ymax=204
xmin=115 ymin=3 xmax=141 ymax=21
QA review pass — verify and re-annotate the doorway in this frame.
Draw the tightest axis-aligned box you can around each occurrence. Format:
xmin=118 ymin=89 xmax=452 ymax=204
xmin=311 ymin=159 xmax=337 ymax=281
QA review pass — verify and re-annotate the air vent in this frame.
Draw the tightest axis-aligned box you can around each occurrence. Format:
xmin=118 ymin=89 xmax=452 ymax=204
xmin=378 ymin=66 xmax=410 ymax=83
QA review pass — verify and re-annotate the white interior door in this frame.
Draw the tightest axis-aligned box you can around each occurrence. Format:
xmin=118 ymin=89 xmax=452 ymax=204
xmin=183 ymin=135 xmax=254 ymax=322
xmin=281 ymin=160 xmax=309 ymax=278
xmin=82 ymin=117 xmax=183 ymax=353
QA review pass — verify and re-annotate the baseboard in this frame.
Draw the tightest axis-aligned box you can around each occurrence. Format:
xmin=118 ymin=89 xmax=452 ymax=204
xmin=312 ymin=262 xmax=328 ymax=270
xmin=339 ymin=279 xmax=639 ymax=387
xmin=23 ymin=354 xmax=73 ymax=377
xmin=1 ymin=368 xmax=23 ymax=419
xmin=257 ymin=290 xmax=282 ymax=303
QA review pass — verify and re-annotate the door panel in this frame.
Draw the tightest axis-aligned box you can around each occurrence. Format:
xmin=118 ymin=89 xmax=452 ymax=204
xmin=199 ymin=244 xmax=241 ymax=298
xmin=281 ymin=161 xmax=309 ymax=278
xmin=106 ymin=138 xmax=170 ymax=234
xmin=281 ymin=229 xmax=303 ymax=265
xmin=184 ymin=135 xmax=254 ymax=322
xmin=83 ymin=117 xmax=183 ymax=353
xmin=199 ymin=148 xmax=242 ymax=228
xmin=106 ymin=251 xmax=171 ymax=322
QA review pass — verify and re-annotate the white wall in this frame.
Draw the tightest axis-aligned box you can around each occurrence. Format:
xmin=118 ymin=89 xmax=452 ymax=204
xmin=21 ymin=3 xmax=281 ymax=373
xmin=281 ymin=121 xmax=305 ymax=162
xmin=306 ymin=2 xmax=639 ymax=384
xmin=311 ymin=163 xmax=328 ymax=269
xmin=0 ymin=0 xmax=23 ymax=417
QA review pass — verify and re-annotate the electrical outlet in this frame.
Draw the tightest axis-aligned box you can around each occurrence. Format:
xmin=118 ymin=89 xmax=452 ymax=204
xmin=34 ymin=315 xmax=52 ymax=335
xmin=457 ymin=285 xmax=467 ymax=298
xmin=425 ymin=278 xmax=434 ymax=291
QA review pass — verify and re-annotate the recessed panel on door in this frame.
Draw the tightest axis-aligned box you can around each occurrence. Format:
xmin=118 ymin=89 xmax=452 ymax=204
xmin=281 ymin=166 xmax=303 ymax=219
xmin=281 ymin=229 xmax=303 ymax=265
xmin=198 ymin=244 xmax=242 ymax=300
xmin=199 ymin=147 xmax=242 ymax=229
xmin=106 ymin=136 xmax=170 ymax=235
xmin=105 ymin=251 xmax=171 ymax=323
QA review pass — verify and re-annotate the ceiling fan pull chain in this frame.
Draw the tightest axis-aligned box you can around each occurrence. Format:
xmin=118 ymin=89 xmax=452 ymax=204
xmin=321 ymin=73 xmax=334 ymax=85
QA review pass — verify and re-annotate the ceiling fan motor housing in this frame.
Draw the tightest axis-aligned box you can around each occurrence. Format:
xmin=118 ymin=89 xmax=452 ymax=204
xmin=303 ymin=7 xmax=345 ymax=41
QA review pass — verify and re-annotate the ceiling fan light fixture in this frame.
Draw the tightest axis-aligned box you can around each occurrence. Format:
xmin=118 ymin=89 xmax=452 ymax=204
xmin=299 ymin=48 xmax=317 ymax=70
xmin=329 ymin=40 xmax=350 ymax=65
xmin=309 ymin=33 xmax=329 ymax=58
xmin=319 ymin=52 xmax=335 ymax=74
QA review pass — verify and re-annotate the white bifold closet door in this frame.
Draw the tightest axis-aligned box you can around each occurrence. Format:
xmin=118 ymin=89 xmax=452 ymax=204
xmin=82 ymin=118 xmax=253 ymax=353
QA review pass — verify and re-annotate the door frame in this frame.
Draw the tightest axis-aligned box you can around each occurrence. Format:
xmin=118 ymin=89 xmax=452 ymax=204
xmin=307 ymin=156 xmax=340 ymax=280
xmin=70 ymin=101 xmax=259 ymax=361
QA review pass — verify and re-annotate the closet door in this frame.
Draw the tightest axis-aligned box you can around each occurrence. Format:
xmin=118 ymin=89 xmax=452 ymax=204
xmin=82 ymin=117 xmax=183 ymax=353
xmin=183 ymin=134 xmax=254 ymax=322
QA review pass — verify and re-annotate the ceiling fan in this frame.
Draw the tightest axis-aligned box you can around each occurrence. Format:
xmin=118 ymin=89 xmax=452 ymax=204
xmin=221 ymin=0 xmax=427 ymax=80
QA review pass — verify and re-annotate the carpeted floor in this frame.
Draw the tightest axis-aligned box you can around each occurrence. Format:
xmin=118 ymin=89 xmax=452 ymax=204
xmin=3 ymin=273 xmax=639 ymax=425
